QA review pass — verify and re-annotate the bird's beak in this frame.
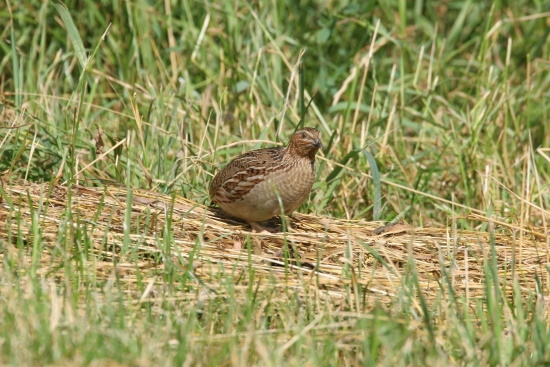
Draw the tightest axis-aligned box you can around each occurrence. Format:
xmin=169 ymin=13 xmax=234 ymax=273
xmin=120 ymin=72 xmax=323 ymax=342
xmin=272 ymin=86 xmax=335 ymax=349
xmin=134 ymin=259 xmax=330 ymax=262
xmin=313 ymin=139 xmax=322 ymax=149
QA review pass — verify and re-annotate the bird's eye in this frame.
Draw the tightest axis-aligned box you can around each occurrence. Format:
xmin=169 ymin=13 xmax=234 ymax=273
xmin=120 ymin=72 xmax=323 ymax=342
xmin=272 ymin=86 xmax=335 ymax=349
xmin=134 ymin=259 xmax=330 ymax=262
xmin=301 ymin=132 xmax=306 ymax=138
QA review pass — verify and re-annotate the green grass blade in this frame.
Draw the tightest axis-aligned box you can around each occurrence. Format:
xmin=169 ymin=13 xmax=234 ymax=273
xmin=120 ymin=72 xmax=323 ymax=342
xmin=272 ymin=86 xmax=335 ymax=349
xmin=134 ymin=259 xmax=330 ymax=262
xmin=54 ymin=1 xmax=88 ymax=69
xmin=362 ymin=149 xmax=381 ymax=220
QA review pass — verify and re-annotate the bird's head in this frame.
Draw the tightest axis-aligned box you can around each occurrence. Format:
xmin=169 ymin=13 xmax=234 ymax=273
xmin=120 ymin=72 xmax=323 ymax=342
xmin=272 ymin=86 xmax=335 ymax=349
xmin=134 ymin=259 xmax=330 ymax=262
xmin=287 ymin=127 xmax=322 ymax=159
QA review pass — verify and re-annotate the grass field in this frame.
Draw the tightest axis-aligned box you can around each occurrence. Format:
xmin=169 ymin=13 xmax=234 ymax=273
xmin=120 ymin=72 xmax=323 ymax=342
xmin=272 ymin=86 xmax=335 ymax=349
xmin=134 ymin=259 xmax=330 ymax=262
xmin=1 ymin=0 xmax=549 ymax=365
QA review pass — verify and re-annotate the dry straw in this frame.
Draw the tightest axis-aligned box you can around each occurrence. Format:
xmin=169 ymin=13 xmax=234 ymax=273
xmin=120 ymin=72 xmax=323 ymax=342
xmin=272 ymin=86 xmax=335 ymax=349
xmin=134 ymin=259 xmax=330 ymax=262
xmin=1 ymin=180 xmax=548 ymax=311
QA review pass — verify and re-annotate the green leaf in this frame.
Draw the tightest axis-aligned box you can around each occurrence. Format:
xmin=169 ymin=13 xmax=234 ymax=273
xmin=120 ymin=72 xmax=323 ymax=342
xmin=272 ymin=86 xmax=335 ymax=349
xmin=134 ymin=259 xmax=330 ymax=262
xmin=54 ymin=1 xmax=88 ymax=69
xmin=362 ymin=149 xmax=381 ymax=220
xmin=234 ymin=80 xmax=250 ymax=94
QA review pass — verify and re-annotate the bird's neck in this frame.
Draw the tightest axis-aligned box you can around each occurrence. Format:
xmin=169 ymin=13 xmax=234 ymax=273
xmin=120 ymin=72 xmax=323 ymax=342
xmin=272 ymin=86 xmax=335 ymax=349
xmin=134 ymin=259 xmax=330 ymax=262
xmin=285 ymin=144 xmax=317 ymax=162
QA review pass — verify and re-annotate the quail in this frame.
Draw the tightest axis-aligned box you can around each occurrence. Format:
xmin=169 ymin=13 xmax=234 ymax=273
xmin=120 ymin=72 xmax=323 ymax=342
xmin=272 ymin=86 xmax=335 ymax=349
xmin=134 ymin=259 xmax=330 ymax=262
xmin=209 ymin=127 xmax=322 ymax=232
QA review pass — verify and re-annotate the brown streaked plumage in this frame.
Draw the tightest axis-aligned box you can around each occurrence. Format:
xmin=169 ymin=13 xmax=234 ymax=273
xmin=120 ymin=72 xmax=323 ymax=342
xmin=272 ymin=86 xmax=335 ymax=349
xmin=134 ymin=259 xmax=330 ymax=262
xmin=209 ymin=127 xmax=322 ymax=232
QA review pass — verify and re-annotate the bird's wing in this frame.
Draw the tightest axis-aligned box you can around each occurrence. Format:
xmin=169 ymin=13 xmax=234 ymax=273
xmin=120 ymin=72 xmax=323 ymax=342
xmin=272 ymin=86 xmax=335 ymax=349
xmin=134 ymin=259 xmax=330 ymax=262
xmin=209 ymin=147 xmax=284 ymax=203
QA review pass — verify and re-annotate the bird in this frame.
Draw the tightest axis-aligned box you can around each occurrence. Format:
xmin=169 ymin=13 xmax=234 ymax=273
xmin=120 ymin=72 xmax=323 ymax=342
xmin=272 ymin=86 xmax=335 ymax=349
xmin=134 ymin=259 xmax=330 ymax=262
xmin=209 ymin=127 xmax=322 ymax=232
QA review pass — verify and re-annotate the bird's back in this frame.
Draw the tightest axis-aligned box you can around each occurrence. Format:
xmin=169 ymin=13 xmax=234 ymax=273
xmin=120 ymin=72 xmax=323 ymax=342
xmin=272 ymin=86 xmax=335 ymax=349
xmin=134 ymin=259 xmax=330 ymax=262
xmin=209 ymin=146 xmax=285 ymax=204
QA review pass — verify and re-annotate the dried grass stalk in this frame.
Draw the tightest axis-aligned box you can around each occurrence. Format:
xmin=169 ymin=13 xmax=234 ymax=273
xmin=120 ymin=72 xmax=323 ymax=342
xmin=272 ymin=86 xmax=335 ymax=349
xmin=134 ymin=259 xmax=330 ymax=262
xmin=1 ymin=180 xmax=548 ymax=309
